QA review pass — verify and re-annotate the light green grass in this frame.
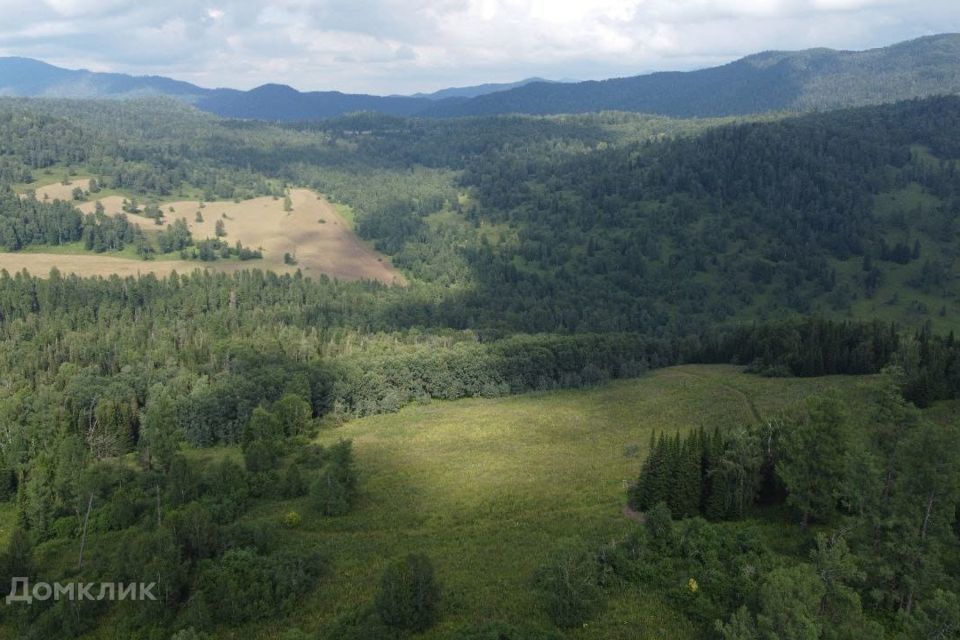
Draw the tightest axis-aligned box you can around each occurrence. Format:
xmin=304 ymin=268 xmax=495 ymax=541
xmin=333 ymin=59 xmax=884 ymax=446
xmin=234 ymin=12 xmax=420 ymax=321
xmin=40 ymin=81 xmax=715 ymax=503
xmin=331 ymin=202 xmax=355 ymax=228
xmin=223 ymin=365 xmax=876 ymax=639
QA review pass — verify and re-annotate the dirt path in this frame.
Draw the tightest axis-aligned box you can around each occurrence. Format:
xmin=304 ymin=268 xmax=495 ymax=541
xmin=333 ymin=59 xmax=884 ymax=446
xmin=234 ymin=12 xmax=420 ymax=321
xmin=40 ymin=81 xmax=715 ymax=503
xmin=672 ymin=367 xmax=763 ymax=423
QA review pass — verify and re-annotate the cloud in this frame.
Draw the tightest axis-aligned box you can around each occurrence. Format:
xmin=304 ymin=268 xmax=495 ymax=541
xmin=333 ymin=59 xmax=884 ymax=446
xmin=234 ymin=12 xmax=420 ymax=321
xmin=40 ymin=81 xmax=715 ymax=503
xmin=0 ymin=0 xmax=956 ymax=93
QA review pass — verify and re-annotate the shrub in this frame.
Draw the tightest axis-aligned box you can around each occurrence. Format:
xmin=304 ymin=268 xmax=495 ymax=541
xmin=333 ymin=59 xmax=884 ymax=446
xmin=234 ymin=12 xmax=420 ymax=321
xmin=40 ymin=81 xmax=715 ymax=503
xmin=310 ymin=466 xmax=351 ymax=516
xmin=243 ymin=439 xmax=279 ymax=473
xmin=281 ymin=510 xmax=302 ymax=529
xmin=281 ymin=464 xmax=308 ymax=498
xmin=645 ymin=501 xmax=674 ymax=547
xmin=375 ymin=554 xmax=441 ymax=632
xmin=534 ymin=546 xmax=601 ymax=628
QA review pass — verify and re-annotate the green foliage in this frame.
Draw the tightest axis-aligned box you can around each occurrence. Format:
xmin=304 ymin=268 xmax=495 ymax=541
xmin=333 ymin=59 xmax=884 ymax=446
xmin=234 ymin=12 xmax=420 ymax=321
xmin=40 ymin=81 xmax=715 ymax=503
xmin=453 ymin=621 xmax=564 ymax=640
xmin=644 ymin=502 xmax=674 ymax=547
xmin=280 ymin=510 xmax=301 ymax=528
xmin=156 ymin=218 xmax=192 ymax=253
xmin=242 ymin=438 xmax=279 ymax=474
xmin=272 ymin=393 xmax=312 ymax=437
xmin=140 ymin=385 xmax=180 ymax=471
xmin=280 ymin=464 xmax=308 ymax=498
xmin=375 ymin=553 xmax=441 ymax=632
xmin=0 ymin=527 xmax=34 ymax=596
xmin=906 ymin=589 xmax=960 ymax=640
xmin=534 ymin=544 xmax=602 ymax=628
xmin=776 ymin=395 xmax=850 ymax=526
xmin=188 ymin=548 xmax=325 ymax=629
xmin=309 ymin=465 xmax=352 ymax=516
xmin=1 ymin=92 xmax=960 ymax=640
xmin=754 ymin=564 xmax=825 ymax=640
xmin=0 ymin=186 xmax=144 ymax=252
xmin=631 ymin=426 xmax=767 ymax=521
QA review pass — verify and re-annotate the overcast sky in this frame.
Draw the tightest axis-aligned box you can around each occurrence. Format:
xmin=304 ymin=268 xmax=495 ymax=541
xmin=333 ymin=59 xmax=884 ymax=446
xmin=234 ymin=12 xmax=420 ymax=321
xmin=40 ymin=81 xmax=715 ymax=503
xmin=0 ymin=0 xmax=957 ymax=95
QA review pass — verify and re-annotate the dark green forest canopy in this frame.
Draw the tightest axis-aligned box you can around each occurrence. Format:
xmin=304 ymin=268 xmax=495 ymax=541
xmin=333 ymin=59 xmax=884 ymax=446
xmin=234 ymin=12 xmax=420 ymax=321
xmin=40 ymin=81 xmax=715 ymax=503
xmin=0 ymin=94 xmax=959 ymax=640
xmin=3 ymin=96 xmax=960 ymax=334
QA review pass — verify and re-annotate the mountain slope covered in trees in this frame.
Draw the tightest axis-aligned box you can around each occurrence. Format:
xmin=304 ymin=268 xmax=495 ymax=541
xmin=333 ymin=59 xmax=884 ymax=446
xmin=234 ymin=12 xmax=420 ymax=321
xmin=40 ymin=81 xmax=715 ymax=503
xmin=2 ymin=34 xmax=959 ymax=121
xmin=424 ymin=34 xmax=960 ymax=117
xmin=2 ymin=95 xmax=960 ymax=334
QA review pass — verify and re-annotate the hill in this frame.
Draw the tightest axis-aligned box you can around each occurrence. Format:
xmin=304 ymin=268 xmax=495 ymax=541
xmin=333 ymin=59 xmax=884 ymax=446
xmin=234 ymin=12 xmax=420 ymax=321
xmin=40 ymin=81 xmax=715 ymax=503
xmin=0 ymin=57 xmax=206 ymax=101
xmin=409 ymin=77 xmax=556 ymax=100
xmin=422 ymin=34 xmax=960 ymax=118
xmin=0 ymin=58 xmax=451 ymax=120
xmin=194 ymin=84 xmax=450 ymax=120
xmin=3 ymin=95 xmax=960 ymax=333
xmin=2 ymin=34 xmax=959 ymax=121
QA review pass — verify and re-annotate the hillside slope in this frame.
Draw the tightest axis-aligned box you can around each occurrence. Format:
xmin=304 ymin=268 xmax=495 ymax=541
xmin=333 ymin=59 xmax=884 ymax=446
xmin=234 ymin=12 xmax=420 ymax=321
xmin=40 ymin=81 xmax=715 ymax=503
xmin=2 ymin=34 xmax=959 ymax=121
xmin=0 ymin=57 xmax=206 ymax=101
xmin=423 ymin=34 xmax=960 ymax=118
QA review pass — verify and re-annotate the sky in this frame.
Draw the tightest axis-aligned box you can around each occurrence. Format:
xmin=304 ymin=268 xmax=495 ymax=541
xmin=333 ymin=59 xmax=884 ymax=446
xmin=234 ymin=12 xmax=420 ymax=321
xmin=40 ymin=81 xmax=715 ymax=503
xmin=0 ymin=0 xmax=957 ymax=95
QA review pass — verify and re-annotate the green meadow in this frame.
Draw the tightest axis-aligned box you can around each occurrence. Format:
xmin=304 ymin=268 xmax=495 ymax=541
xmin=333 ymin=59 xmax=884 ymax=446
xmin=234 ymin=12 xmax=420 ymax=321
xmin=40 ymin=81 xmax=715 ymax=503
xmin=192 ymin=365 xmax=878 ymax=639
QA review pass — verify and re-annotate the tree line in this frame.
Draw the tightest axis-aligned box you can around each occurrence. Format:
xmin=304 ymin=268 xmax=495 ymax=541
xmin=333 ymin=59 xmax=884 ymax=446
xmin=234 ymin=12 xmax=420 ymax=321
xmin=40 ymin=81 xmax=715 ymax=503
xmin=535 ymin=376 xmax=960 ymax=638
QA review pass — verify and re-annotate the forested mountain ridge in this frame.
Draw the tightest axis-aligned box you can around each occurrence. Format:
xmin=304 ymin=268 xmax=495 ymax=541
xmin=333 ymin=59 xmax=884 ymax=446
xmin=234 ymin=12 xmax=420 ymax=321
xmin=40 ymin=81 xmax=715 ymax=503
xmin=354 ymin=97 xmax=960 ymax=334
xmin=424 ymin=33 xmax=960 ymax=117
xmin=0 ymin=57 xmax=206 ymax=101
xmin=2 ymin=34 xmax=959 ymax=121
xmin=407 ymin=77 xmax=556 ymax=100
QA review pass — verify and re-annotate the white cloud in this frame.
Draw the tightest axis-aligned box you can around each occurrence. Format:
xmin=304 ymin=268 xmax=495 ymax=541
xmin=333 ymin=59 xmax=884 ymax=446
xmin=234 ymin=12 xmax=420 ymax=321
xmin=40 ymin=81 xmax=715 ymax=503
xmin=0 ymin=0 xmax=955 ymax=93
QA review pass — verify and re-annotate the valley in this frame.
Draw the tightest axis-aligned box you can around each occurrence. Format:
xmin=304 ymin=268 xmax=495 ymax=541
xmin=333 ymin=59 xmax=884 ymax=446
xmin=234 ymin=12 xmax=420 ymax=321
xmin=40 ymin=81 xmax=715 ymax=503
xmin=0 ymin=27 xmax=959 ymax=640
xmin=5 ymin=181 xmax=404 ymax=284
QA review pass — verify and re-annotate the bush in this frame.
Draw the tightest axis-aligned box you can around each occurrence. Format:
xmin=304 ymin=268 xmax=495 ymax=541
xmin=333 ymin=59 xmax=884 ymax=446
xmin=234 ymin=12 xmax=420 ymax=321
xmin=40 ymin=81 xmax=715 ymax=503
xmin=534 ymin=546 xmax=602 ymax=628
xmin=321 ymin=607 xmax=399 ymax=640
xmin=188 ymin=549 xmax=325 ymax=628
xmin=281 ymin=510 xmax=302 ymax=528
xmin=310 ymin=466 xmax=351 ymax=516
xmin=281 ymin=464 xmax=308 ymax=498
xmin=243 ymin=439 xmax=279 ymax=474
xmin=375 ymin=554 xmax=441 ymax=632
xmin=645 ymin=502 xmax=674 ymax=547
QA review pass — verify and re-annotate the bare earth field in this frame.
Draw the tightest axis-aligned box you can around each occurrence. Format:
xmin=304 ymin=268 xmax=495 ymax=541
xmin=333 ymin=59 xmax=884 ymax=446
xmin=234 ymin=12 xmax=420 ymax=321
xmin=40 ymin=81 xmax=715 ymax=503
xmin=8 ymin=182 xmax=405 ymax=284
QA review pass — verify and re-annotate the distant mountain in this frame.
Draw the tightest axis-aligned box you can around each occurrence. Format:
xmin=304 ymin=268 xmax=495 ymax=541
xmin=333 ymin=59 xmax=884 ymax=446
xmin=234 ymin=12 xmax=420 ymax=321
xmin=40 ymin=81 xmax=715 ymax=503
xmin=421 ymin=34 xmax=960 ymax=118
xmin=410 ymin=78 xmax=556 ymax=100
xmin=194 ymin=84 xmax=452 ymax=120
xmin=1 ymin=34 xmax=959 ymax=120
xmin=0 ymin=58 xmax=452 ymax=120
xmin=0 ymin=57 xmax=205 ymax=101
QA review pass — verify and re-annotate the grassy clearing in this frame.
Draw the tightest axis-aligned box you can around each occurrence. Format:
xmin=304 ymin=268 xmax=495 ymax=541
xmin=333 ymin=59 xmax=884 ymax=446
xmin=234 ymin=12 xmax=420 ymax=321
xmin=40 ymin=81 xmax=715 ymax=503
xmin=330 ymin=201 xmax=356 ymax=229
xmin=5 ymin=187 xmax=405 ymax=283
xmin=208 ymin=365 xmax=877 ymax=639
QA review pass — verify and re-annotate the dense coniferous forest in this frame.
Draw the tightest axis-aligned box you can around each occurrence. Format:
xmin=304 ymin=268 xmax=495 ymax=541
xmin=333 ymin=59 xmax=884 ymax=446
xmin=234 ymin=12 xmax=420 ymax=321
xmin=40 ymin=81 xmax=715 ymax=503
xmin=0 ymin=91 xmax=958 ymax=639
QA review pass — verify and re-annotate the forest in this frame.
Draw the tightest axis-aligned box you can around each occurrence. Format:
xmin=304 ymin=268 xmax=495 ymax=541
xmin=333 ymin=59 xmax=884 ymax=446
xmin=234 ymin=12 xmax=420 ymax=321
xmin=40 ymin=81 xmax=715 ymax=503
xmin=0 ymin=94 xmax=957 ymax=639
